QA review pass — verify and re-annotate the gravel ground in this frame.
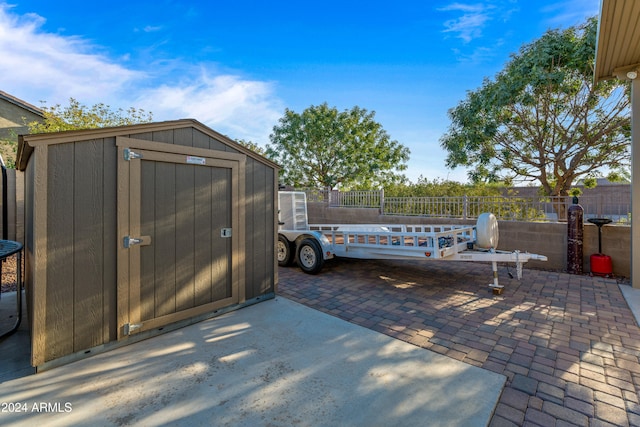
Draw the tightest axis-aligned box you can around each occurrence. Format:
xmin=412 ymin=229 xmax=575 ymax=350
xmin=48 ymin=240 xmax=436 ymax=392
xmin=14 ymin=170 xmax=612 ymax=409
xmin=0 ymin=256 xmax=18 ymax=292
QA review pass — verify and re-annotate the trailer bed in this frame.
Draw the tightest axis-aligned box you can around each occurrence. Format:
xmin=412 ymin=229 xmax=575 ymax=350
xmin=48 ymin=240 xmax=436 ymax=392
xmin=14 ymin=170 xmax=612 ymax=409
xmin=308 ymin=223 xmax=474 ymax=259
xmin=277 ymin=191 xmax=547 ymax=288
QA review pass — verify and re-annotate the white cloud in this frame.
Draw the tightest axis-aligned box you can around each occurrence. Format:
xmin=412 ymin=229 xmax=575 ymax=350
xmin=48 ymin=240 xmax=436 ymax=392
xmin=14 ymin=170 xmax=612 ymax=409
xmin=439 ymin=3 xmax=495 ymax=43
xmin=137 ymin=72 xmax=283 ymax=144
xmin=0 ymin=4 xmax=143 ymax=104
xmin=442 ymin=13 xmax=490 ymax=43
xmin=143 ymin=25 xmax=163 ymax=33
xmin=0 ymin=4 xmax=283 ymax=144
xmin=438 ymin=3 xmax=486 ymax=13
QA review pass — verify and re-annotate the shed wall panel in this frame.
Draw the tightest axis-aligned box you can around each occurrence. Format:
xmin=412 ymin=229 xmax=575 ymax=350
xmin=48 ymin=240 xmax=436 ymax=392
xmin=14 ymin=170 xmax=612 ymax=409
xmin=129 ymin=132 xmax=153 ymax=141
xmin=72 ymin=140 xmax=104 ymax=350
xmin=140 ymin=161 xmax=156 ymax=321
xmin=264 ymin=167 xmax=275 ymax=293
xmin=153 ymin=161 xmax=177 ymax=317
xmin=102 ymin=137 xmax=118 ymax=342
xmin=210 ymin=167 xmax=232 ymax=300
xmin=173 ymin=127 xmax=194 ymax=147
xmin=46 ymin=143 xmax=75 ymax=359
xmin=24 ymin=155 xmax=35 ymax=329
xmin=244 ymin=158 xmax=276 ymax=299
xmin=152 ymin=130 xmax=174 ymax=144
xmin=245 ymin=158 xmax=256 ymax=299
xmin=194 ymin=167 xmax=213 ymax=305
xmin=31 ymin=146 xmax=48 ymax=366
xmin=209 ymin=136 xmax=228 ymax=151
xmin=193 ymin=130 xmax=210 ymax=150
xmin=175 ymin=164 xmax=196 ymax=311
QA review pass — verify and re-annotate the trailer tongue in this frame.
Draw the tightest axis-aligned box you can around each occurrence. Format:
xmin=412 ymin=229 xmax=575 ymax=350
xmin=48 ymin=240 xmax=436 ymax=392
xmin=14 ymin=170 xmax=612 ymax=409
xmin=277 ymin=192 xmax=547 ymax=292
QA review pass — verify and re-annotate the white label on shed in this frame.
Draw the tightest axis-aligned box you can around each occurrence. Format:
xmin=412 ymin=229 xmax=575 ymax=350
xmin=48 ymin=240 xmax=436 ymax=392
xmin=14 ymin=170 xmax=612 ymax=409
xmin=186 ymin=155 xmax=206 ymax=165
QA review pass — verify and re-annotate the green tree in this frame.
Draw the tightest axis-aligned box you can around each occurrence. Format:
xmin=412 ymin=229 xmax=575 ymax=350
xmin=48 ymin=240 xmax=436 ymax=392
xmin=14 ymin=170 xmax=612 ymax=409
xmin=384 ymin=176 xmax=506 ymax=197
xmin=0 ymin=131 xmax=19 ymax=168
xmin=440 ymin=17 xmax=630 ymax=197
xmin=28 ymin=98 xmax=153 ymax=133
xmin=267 ymin=103 xmax=410 ymax=189
xmin=235 ymin=139 xmax=266 ymax=156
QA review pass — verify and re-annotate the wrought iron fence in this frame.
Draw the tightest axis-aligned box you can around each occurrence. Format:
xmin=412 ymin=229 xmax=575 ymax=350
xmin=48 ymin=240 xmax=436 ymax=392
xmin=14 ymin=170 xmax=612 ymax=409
xmin=302 ymin=188 xmax=383 ymax=208
xmin=382 ymin=196 xmax=547 ymax=221
xmin=301 ymin=189 xmax=631 ymax=224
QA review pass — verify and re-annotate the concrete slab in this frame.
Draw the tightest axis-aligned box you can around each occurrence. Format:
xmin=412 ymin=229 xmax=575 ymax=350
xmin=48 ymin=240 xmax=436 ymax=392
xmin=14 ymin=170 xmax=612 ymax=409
xmin=0 ymin=290 xmax=34 ymax=382
xmin=0 ymin=297 xmax=505 ymax=427
xmin=620 ymin=284 xmax=640 ymax=326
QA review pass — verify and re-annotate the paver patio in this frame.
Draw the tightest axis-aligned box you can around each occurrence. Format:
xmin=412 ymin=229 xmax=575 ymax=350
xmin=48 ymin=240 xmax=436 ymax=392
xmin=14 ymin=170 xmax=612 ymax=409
xmin=277 ymin=258 xmax=640 ymax=426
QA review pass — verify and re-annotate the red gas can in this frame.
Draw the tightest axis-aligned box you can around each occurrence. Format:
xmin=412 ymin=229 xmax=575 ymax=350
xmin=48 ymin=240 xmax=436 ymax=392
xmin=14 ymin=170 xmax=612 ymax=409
xmin=590 ymin=253 xmax=612 ymax=277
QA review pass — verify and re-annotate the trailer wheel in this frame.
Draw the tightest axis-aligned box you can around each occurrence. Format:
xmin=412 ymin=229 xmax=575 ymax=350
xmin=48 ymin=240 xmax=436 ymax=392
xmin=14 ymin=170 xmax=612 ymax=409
xmin=476 ymin=213 xmax=499 ymax=249
xmin=296 ymin=238 xmax=324 ymax=274
xmin=277 ymin=235 xmax=295 ymax=266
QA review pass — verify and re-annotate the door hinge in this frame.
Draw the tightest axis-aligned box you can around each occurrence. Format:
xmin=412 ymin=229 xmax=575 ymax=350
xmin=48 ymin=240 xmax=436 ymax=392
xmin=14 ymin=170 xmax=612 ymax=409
xmin=123 ymin=148 xmax=143 ymax=161
xmin=123 ymin=235 xmax=151 ymax=248
xmin=123 ymin=323 xmax=143 ymax=335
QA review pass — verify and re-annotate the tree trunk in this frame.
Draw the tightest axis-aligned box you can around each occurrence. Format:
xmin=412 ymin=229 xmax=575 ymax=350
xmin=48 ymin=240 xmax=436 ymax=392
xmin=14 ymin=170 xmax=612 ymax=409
xmin=553 ymin=198 xmax=569 ymax=221
xmin=551 ymin=185 xmax=571 ymax=222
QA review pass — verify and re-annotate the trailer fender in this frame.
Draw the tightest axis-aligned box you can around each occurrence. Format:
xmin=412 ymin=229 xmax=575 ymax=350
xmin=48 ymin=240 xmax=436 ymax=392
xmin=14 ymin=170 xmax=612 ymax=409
xmin=278 ymin=231 xmax=334 ymax=261
xmin=295 ymin=232 xmax=334 ymax=260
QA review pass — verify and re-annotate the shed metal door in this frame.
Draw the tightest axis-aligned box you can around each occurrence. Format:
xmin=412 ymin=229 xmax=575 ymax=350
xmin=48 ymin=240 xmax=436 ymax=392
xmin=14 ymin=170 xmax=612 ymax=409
xmin=117 ymin=138 xmax=245 ymax=338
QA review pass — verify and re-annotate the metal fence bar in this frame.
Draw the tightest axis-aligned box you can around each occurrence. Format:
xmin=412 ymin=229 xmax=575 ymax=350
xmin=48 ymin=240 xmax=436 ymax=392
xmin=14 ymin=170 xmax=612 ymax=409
xmin=300 ymin=189 xmax=631 ymax=224
xmin=322 ymin=189 xmax=384 ymax=208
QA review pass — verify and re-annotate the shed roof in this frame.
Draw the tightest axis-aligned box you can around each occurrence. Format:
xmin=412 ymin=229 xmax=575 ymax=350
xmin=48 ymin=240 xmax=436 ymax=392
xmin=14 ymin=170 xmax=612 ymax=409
xmin=0 ymin=90 xmax=44 ymax=117
xmin=16 ymin=118 xmax=280 ymax=171
xmin=595 ymin=0 xmax=640 ymax=81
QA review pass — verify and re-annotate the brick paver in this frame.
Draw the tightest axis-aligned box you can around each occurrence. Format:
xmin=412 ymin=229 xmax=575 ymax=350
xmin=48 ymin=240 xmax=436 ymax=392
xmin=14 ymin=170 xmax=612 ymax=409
xmin=278 ymin=258 xmax=640 ymax=426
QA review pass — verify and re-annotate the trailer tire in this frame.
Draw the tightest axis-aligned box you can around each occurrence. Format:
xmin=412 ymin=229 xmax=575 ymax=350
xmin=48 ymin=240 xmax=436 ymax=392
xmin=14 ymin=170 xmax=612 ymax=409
xmin=277 ymin=235 xmax=295 ymax=266
xmin=296 ymin=238 xmax=324 ymax=274
xmin=476 ymin=213 xmax=499 ymax=249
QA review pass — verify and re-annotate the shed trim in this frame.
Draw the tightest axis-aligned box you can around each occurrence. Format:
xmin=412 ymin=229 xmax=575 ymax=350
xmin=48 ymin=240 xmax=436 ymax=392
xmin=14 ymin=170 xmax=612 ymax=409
xmin=31 ymin=146 xmax=48 ymax=367
xmin=116 ymin=137 xmax=247 ymax=337
xmin=119 ymin=147 xmax=243 ymax=334
xmin=17 ymin=119 xmax=280 ymax=171
xmin=115 ymin=136 xmax=246 ymax=162
xmin=116 ymin=146 xmax=130 ymax=340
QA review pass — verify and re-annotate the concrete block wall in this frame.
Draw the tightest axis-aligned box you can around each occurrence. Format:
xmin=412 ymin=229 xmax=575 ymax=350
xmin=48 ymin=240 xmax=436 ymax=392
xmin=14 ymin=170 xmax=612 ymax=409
xmin=306 ymin=203 xmax=630 ymax=278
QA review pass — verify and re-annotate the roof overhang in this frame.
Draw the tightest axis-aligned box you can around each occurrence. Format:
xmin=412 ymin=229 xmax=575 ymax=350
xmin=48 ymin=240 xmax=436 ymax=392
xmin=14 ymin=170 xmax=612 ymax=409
xmin=595 ymin=0 xmax=640 ymax=82
xmin=16 ymin=118 xmax=280 ymax=171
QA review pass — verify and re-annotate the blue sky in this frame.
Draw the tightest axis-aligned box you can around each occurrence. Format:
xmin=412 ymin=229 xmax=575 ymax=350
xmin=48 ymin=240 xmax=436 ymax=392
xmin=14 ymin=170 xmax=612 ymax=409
xmin=1 ymin=1 xmax=599 ymax=182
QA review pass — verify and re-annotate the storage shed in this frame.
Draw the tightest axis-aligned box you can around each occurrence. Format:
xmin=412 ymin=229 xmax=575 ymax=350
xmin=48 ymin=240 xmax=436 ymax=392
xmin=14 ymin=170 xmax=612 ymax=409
xmin=16 ymin=119 xmax=279 ymax=368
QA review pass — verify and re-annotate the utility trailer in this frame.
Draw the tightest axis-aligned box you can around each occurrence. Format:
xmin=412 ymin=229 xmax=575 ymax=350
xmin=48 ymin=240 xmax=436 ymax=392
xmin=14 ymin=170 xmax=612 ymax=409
xmin=277 ymin=191 xmax=547 ymax=291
